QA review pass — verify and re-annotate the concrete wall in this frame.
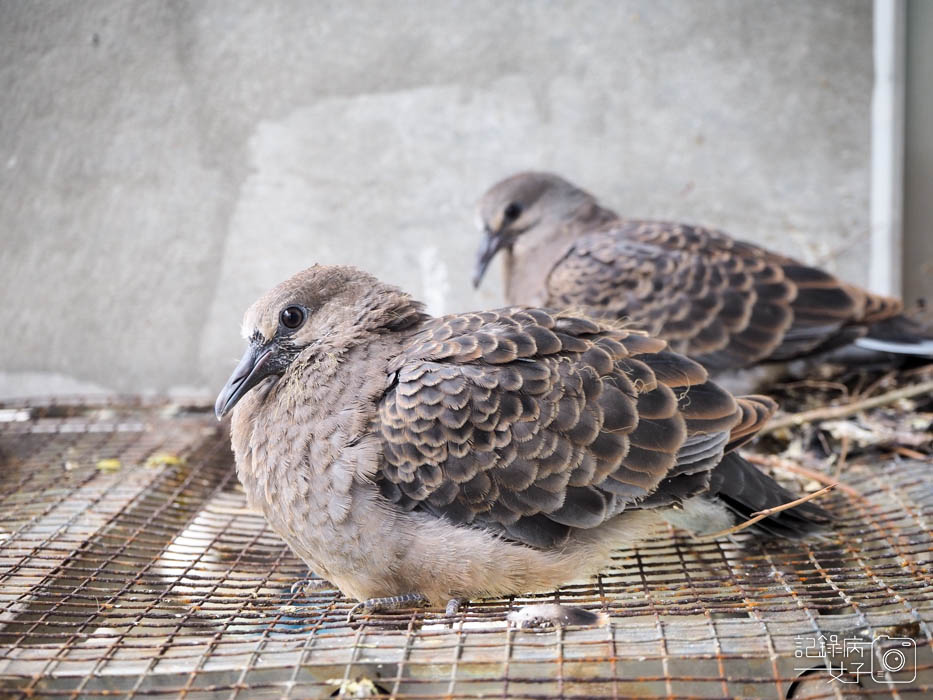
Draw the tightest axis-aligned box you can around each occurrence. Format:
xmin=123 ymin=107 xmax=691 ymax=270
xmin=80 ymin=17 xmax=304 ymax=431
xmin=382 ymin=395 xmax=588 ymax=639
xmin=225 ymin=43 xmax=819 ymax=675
xmin=0 ymin=0 xmax=873 ymax=398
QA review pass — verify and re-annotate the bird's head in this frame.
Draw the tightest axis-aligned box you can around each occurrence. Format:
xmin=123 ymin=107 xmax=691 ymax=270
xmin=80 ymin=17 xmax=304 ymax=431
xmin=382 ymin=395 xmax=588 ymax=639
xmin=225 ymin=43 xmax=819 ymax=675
xmin=214 ymin=264 xmax=420 ymax=419
xmin=472 ymin=172 xmax=593 ymax=288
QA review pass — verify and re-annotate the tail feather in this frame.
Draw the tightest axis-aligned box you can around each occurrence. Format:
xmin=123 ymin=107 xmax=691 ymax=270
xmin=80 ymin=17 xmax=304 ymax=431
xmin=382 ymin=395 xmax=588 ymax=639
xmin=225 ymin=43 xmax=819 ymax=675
xmin=855 ymin=314 xmax=933 ymax=357
xmin=706 ymin=452 xmax=830 ymax=538
xmin=859 ymin=290 xmax=903 ymax=324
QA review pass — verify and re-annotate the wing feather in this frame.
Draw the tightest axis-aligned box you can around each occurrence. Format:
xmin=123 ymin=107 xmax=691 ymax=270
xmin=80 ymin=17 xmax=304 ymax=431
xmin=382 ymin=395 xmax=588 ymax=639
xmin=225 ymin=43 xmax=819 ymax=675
xmin=377 ymin=308 xmax=753 ymax=548
xmin=545 ymin=221 xmax=901 ymax=368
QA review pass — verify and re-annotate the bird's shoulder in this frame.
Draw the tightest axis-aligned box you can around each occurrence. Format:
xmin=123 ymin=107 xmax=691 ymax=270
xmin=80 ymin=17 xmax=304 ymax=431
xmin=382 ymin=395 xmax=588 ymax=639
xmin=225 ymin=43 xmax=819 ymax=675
xmin=612 ymin=220 xmax=783 ymax=261
xmin=566 ymin=219 xmax=784 ymax=267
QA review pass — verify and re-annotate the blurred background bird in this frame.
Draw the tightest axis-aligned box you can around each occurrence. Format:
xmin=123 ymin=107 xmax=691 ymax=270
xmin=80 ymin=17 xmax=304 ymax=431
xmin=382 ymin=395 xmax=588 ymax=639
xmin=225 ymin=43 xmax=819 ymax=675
xmin=473 ymin=172 xmax=933 ymax=387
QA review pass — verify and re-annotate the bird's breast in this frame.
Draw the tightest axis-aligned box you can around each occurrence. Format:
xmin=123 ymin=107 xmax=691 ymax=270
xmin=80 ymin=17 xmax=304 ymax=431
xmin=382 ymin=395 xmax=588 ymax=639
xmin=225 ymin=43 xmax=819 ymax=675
xmin=228 ymin=349 xmax=420 ymax=599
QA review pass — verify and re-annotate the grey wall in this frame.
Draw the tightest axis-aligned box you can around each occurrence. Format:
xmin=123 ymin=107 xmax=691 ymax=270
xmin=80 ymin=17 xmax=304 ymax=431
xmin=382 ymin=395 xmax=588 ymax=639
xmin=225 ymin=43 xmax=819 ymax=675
xmin=0 ymin=0 xmax=873 ymax=398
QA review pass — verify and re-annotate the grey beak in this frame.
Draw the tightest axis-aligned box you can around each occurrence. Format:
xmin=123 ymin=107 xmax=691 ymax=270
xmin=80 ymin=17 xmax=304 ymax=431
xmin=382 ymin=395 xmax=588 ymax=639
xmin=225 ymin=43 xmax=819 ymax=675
xmin=214 ymin=341 xmax=274 ymax=420
xmin=472 ymin=228 xmax=508 ymax=289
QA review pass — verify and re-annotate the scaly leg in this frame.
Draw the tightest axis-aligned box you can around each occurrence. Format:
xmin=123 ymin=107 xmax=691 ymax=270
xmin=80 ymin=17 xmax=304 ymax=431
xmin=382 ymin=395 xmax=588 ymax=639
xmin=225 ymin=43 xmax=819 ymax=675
xmin=346 ymin=592 xmax=429 ymax=622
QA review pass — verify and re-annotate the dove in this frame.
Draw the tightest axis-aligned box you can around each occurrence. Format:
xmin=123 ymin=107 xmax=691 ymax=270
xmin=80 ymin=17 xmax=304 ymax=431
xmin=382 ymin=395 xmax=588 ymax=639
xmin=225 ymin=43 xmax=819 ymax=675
xmin=215 ymin=264 xmax=828 ymax=617
xmin=474 ymin=172 xmax=933 ymax=372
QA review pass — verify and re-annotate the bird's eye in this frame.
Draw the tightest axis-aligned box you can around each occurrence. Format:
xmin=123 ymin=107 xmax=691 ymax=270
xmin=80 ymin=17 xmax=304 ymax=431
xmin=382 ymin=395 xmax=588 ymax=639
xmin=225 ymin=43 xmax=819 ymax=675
xmin=503 ymin=202 xmax=523 ymax=221
xmin=279 ymin=306 xmax=306 ymax=330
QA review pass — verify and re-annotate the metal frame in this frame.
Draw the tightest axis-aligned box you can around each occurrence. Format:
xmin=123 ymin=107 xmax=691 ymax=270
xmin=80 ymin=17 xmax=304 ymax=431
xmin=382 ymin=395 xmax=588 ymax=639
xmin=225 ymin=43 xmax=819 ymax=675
xmin=0 ymin=397 xmax=930 ymax=698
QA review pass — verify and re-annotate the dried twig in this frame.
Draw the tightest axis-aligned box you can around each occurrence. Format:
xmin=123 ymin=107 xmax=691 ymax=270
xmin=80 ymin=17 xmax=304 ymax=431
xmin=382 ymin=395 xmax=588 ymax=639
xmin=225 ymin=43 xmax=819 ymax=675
xmin=774 ymin=379 xmax=850 ymax=398
xmin=856 ymin=370 xmax=897 ymax=400
xmin=745 ymin=453 xmax=861 ymax=499
xmin=697 ymin=484 xmax=836 ymax=540
xmin=903 ymin=362 xmax=933 ymax=379
xmin=892 ymin=446 xmax=928 ymax=461
xmin=761 ymin=379 xmax=933 ymax=434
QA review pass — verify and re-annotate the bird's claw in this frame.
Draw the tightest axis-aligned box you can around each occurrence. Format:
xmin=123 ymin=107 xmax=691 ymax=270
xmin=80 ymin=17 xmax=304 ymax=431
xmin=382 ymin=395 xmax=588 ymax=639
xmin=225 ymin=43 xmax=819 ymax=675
xmin=290 ymin=577 xmax=332 ymax=597
xmin=346 ymin=601 xmax=367 ymax=623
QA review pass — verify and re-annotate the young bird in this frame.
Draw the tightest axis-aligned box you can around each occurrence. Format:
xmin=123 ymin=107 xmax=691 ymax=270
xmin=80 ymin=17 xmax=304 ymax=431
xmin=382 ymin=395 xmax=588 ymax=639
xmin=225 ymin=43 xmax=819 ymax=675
xmin=215 ymin=264 xmax=827 ymax=616
xmin=474 ymin=172 xmax=933 ymax=372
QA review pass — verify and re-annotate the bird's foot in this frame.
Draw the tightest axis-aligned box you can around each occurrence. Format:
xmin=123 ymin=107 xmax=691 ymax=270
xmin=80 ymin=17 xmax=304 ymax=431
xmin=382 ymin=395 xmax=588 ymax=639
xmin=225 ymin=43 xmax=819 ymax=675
xmin=444 ymin=597 xmax=467 ymax=617
xmin=346 ymin=593 xmax=430 ymax=623
xmin=290 ymin=577 xmax=333 ymax=597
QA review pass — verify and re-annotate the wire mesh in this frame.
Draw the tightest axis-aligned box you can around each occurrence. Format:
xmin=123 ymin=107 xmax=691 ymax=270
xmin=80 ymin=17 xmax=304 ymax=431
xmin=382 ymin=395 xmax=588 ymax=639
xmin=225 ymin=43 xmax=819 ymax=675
xmin=0 ymin=396 xmax=930 ymax=699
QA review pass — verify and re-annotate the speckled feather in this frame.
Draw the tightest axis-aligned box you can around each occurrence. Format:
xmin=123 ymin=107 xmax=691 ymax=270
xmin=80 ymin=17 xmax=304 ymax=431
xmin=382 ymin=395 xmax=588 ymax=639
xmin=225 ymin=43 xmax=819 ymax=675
xmin=547 ymin=222 xmax=902 ymax=368
xmin=375 ymin=305 xmax=776 ymax=549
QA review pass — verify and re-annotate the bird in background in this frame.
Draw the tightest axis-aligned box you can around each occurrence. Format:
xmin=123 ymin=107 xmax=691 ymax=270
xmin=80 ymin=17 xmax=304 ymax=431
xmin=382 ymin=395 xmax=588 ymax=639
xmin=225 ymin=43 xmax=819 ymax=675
xmin=473 ymin=172 xmax=933 ymax=374
xmin=215 ymin=264 xmax=827 ymax=618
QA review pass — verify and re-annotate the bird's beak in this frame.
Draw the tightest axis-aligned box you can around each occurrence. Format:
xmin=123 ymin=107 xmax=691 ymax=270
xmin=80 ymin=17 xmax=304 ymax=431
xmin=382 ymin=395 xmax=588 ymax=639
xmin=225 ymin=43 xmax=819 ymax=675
xmin=214 ymin=340 xmax=275 ymax=420
xmin=472 ymin=227 xmax=508 ymax=289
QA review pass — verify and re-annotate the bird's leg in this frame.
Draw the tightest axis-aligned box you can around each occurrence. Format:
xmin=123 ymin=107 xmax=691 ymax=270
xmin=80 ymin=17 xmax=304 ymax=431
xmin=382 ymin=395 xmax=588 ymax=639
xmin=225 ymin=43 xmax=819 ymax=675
xmin=290 ymin=576 xmax=334 ymax=597
xmin=346 ymin=592 xmax=430 ymax=622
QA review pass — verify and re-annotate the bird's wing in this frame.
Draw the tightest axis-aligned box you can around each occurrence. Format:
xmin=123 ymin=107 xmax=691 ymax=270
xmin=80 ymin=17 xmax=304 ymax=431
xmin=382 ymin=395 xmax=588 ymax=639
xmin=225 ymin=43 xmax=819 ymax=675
xmin=376 ymin=308 xmax=752 ymax=549
xmin=545 ymin=221 xmax=899 ymax=368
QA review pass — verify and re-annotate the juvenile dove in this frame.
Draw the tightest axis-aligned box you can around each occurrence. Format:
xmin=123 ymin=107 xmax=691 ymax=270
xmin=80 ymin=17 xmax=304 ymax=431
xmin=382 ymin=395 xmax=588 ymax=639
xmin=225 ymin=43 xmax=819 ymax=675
xmin=474 ymin=172 xmax=933 ymax=371
xmin=215 ymin=264 xmax=827 ymax=615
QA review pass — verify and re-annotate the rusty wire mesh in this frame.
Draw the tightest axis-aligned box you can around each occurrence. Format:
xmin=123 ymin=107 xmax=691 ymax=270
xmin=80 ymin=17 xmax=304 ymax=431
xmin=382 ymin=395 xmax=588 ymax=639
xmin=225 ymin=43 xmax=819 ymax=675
xmin=0 ymin=396 xmax=930 ymax=699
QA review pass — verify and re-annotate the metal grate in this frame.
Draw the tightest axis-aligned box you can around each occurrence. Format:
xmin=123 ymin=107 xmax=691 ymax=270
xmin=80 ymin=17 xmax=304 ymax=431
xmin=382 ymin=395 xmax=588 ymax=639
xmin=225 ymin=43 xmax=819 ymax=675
xmin=0 ymin=396 xmax=930 ymax=698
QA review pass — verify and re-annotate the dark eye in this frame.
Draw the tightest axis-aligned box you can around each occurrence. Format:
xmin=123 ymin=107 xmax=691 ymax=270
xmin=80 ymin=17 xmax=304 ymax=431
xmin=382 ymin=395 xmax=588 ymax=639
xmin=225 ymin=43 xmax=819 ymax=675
xmin=503 ymin=202 xmax=523 ymax=221
xmin=279 ymin=306 xmax=306 ymax=330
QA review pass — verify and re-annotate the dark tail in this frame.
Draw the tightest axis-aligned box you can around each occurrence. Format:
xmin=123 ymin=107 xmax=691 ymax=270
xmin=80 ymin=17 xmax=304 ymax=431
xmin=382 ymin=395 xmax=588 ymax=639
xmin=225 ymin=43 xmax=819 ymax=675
xmin=707 ymin=452 xmax=830 ymax=538
xmin=855 ymin=315 xmax=933 ymax=357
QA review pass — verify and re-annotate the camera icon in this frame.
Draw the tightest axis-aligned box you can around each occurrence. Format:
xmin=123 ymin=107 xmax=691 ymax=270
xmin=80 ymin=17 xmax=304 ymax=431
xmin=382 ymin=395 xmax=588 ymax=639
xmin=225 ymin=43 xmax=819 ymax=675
xmin=871 ymin=636 xmax=916 ymax=683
